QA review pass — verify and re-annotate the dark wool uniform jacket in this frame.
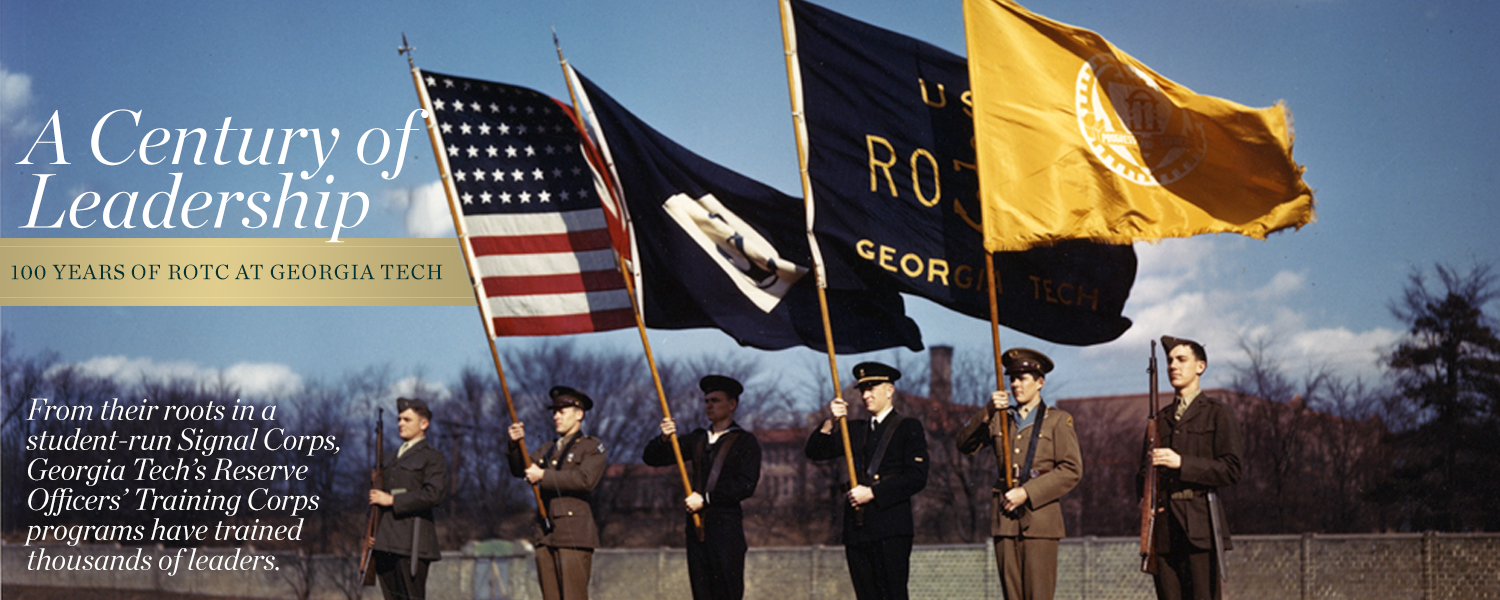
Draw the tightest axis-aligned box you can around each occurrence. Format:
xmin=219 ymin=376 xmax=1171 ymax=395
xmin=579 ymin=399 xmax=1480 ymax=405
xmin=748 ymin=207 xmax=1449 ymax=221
xmin=373 ymin=437 xmax=446 ymax=561
xmin=1137 ymin=392 xmax=1242 ymax=552
xmin=957 ymin=402 xmax=1082 ymax=539
xmin=642 ymin=424 xmax=762 ymax=516
xmin=805 ymin=412 xmax=929 ymax=545
xmin=509 ymin=431 xmax=606 ymax=549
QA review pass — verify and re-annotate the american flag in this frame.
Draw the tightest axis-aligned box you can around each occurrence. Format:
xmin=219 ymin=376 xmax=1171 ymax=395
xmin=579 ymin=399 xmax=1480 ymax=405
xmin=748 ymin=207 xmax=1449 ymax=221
xmin=418 ymin=70 xmax=634 ymax=336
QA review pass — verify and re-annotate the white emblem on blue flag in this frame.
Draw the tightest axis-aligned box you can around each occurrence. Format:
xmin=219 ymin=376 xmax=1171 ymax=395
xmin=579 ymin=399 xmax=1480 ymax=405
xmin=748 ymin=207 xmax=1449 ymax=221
xmin=662 ymin=193 xmax=807 ymax=313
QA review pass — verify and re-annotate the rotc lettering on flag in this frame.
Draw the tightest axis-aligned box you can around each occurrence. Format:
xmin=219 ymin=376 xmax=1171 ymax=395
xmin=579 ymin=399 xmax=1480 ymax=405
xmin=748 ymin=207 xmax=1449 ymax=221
xmin=786 ymin=0 xmax=1135 ymax=346
xmin=418 ymin=70 xmax=633 ymax=336
xmin=962 ymin=0 xmax=1315 ymax=251
xmin=569 ymin=67 xmax=923 ymax=353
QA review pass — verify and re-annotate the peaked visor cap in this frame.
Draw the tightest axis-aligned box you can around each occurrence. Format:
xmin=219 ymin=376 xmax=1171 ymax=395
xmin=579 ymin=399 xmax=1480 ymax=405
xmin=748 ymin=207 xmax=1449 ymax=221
xmin=852 ymin=361 xmax=901 ymax=388
xmin=1002 ymin=348 xmax=1054 ymax=376
xmin=548 ymin=386 xmax=594 ymax=411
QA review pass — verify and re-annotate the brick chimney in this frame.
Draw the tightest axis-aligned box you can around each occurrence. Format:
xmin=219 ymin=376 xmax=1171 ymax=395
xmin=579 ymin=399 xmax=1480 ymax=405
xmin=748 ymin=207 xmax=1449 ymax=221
xmin=930 ymin=345 xmax=953 ymax=405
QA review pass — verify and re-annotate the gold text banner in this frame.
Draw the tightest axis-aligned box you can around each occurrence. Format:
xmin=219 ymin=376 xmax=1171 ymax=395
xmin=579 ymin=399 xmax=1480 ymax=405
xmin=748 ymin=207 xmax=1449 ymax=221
xmin=1 ymin=238 xmax=473 ymax=306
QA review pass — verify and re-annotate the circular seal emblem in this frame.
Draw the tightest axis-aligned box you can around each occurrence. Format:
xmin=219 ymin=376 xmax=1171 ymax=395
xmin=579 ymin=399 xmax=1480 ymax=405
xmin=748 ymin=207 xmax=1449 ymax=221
xmin=1075 ymin=54 xmax=1206 ymax=186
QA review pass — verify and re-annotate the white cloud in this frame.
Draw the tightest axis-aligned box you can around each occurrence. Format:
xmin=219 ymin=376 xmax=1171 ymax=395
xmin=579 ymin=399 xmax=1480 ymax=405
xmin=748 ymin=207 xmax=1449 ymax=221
xmin=386 ymin=375 xmax=451 ymax=403
xmin=1286 ymin=326 xmax=1400 ymax=382
xmin=1254 ymin=270 xmax=1306 ymax=300
xmin=1075 ymin=237 xmax=1397 ymax=391
xmin=386 ymin=180 xmax=454 ymax=238
xmin=0 ymin=62 xmax=37 ymax=140
xmin=56 ymin=356 xmax=304 ymax=398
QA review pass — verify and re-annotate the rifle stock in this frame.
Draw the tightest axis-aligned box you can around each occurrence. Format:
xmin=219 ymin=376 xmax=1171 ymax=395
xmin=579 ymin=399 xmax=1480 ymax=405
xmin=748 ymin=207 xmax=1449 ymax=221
xmin=1140 ymin=342 xmax=1161 ymax=574
xmin=359 ymin=408 xmax=384 ymax=586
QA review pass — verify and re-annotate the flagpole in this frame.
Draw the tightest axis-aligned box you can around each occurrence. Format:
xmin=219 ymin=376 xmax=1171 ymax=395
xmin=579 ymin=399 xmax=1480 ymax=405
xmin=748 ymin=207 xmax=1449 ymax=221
xmin=400 ymin=38 xmax=551 ymax=530
xmin=779 ymin=0 xmax=860 ymax=495
xmin=984 ymin=253 xmax=1013 ymax=490
xmin=553 ymin=33 xmax=705 ymax=542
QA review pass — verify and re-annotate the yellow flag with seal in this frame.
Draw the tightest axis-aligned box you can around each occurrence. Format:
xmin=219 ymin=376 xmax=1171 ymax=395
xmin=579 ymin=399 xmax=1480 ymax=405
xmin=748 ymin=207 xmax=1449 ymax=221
xmin=964 ymin=0 xmax=1315 ymax=252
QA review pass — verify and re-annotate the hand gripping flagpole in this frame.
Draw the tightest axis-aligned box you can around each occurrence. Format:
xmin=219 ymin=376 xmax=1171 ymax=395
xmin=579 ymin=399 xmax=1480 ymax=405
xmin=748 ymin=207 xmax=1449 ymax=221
xmin=399 ymin=35 xmax=552 ymax=534
xmin=779 ymin=0 xmax=861 ymax=506
xmin=553 ymin=30 xmax=705 ymax=542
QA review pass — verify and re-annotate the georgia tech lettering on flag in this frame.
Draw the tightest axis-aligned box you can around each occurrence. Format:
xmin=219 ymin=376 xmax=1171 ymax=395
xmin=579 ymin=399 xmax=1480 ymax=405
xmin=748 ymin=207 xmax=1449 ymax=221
xmin=963 ymin=0 xmax=1315 ymax=252
xmin=416 ymin=70 xmax=634 ymax=336
xmin=787 ymin=0 xmax=1134 ymax=345
xmin=569 ymin=67 xmax=922 ymax=353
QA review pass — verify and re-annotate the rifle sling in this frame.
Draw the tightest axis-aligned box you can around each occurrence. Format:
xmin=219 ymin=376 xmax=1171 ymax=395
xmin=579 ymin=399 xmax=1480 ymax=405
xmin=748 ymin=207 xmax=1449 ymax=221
xmin=410 ymin=518 xmax=420 ymax=576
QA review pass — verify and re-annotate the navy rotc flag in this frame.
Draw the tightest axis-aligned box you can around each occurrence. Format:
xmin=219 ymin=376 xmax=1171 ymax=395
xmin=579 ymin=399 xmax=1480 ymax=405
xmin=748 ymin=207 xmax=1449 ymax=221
xmin=416 ymin=70 xmax=634 ymax=336
xmin=786 ymin=0 xmax=1136 ymax=346
xmin=569 ymin=67 xmax=923 ymax=353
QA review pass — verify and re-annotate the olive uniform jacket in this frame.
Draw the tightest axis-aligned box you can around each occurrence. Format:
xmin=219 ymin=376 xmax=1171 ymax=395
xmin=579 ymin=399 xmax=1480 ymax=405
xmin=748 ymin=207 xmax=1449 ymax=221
xmin=957 ymin=403 xmax=1082 ymax=539
xmin=373 ymin=437 xmax=447 ymax=561
xmin=1136 ymin=392 xmax=1242 ymax=552
xmin=805 ymin=412 xmax=929 ymax=545
xmin=508 ymin=431 xmax=607 ymax=549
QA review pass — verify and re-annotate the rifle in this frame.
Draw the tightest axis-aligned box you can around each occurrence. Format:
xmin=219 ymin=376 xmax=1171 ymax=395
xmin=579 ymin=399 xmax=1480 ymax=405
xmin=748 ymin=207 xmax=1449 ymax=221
xmin=359 ymin=407 xmax=384 ymax=586
xmin=1139 ymin=341 xmax=1161 ymax=574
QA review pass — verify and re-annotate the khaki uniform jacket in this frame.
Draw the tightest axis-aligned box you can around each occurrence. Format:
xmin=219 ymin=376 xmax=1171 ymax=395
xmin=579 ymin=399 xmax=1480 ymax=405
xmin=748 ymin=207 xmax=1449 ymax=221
xmin=373 ymin=437 xmax=447 ymax=561
xmin=957 ymin=403 xmax=1082 ymax=539
xmin=1137 ymin=392 xmax=1241 ymax=552
xmin=509 ymin=431 xmax=606 ymax=549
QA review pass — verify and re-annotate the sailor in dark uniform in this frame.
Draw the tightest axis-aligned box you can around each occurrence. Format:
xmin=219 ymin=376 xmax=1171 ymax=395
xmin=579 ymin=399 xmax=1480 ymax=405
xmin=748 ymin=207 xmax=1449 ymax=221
xmin=644 ymin=375 xmax=762 ymax=600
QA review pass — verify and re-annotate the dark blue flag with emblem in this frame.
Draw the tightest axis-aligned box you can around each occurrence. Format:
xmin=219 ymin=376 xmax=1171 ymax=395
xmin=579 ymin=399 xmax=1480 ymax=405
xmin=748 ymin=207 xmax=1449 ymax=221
xmin=569 ymin=67 xmax=922 ymax=353
xmin=788 ymin=0 xmax=1136 ymax=345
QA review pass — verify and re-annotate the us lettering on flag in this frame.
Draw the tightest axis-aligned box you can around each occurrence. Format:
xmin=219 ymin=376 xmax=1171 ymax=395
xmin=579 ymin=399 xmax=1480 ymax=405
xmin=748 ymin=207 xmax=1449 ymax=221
xmin=417 ymin=70 xmax=634 ymax=336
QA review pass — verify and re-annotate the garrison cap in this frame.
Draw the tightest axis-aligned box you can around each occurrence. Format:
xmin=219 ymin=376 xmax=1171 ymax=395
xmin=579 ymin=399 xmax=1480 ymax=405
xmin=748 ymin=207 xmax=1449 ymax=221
xmin=1160 ymin=335 xmax=1207 ymax=362
xmin=548 ymin=386 xmax=594 ymax=411
xmin=1002 ymin=348 xmax=1054 ymax=377
xmin=397 ymin=397 xmax=432 ymax=420
xmin=852 ymin=362 xmax=901 ymax=388
xmin=699 ymin=375 xmax=744 ymax=399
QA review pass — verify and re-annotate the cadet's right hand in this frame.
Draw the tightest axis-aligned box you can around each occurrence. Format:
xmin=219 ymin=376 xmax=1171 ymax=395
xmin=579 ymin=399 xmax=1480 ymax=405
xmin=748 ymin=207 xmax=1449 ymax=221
xmin=989 ymin=390 xmax=1010 ymax=414
xmin=508 ymin=422 xmax=525 ymax=441
xmin=830 ymin=397 xmax=848 ymax=419
xmin=660 ymin=418 xmax=676 ymax=437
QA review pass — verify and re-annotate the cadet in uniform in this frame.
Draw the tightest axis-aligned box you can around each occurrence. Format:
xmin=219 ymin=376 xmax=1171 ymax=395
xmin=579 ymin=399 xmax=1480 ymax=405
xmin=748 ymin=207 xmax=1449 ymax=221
xmin=508 ymin=387 xmax=607 ymax=600
xmin=805 ymin=362 xmax=929 ymax=600
xmin=957 ymin=349 xmax=1082 ymax=600
xmin=369 ymin=397 xmax=447 ymax=600
xmin=643 ymin=375 xmax=762 ymax=600
xmin=1140 ymin=336 xmax=1242 ymax=600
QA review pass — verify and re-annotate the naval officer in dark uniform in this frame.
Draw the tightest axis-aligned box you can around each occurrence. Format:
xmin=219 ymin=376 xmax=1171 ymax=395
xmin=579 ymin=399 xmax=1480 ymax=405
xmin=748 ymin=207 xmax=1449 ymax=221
xmin=368 ymin=397 xmax=447 ymax=600
xmin=805 ymin=362 xmax=929 ymax=600
xmin=957 ymin=348 xmax=1082 ymax=600
xmin=644 ymin=375 xmax=762 ymax=600
xmin=508 ymin=387 xmax=607 ymax=600
xmin=1139 ymin=336 xmax=1243 ymax=600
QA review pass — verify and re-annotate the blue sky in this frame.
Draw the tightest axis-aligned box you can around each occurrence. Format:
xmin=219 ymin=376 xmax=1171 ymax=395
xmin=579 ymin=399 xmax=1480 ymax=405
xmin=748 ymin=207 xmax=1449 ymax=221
xmin=3 ymin=0 xmax=1497 ymax=405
